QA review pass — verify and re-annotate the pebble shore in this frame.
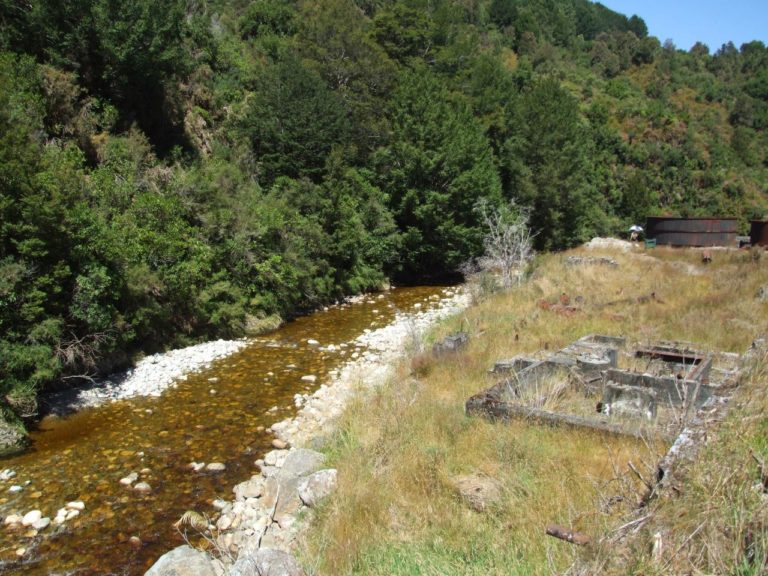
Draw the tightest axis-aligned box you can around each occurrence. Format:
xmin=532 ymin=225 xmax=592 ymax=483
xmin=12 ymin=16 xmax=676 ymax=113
xmin=45 ymin=339 xmax=250 ymax=413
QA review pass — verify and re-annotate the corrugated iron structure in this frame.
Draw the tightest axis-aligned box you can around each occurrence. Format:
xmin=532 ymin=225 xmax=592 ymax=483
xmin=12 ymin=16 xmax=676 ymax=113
xmin=750 ymin=221 xmax=768 ymax=247
xmin=645 ymin=217 xmax=738 ymax=247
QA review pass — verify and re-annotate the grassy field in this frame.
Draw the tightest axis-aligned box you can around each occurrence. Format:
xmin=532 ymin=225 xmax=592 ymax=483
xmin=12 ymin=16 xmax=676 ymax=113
xmin=298 ymin=244 xmax=768 ymax=575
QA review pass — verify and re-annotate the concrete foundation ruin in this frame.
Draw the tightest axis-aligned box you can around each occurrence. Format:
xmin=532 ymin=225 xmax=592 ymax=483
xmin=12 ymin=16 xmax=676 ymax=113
xmin=467 ymin=335 xmax=741 ymax=441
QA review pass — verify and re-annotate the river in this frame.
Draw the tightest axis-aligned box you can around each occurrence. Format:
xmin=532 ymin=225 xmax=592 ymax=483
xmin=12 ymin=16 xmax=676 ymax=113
xmin=0 ymin=286 xmax=455 ymax=575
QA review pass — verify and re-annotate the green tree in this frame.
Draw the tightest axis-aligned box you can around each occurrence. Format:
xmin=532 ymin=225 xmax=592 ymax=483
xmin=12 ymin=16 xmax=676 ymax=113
xmin=237 ymin=53 xmax=349 ymax=185
xmin=513 ymin=78 xmax=597 ymax=249
xmin=374 ymin=68 xmax=502 ymax=277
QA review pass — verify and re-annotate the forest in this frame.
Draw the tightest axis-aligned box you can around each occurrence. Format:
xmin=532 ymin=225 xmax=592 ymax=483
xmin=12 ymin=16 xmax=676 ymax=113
xmin=0 ymin=0 xmax=766 ymax=427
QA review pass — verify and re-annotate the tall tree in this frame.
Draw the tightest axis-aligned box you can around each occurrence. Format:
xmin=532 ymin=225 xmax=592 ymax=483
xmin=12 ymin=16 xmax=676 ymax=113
xmin=236 ymin=52 xmax=349 ymax=185
xmin=513 ymin=78 xmax=597 ymax=249
xmin=374 ymin=67 xmax=502 ymax=277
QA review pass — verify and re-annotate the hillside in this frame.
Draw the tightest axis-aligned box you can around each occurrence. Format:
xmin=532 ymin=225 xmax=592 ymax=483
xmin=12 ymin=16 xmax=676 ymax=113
xmin=1 ymin=0 xmax=767 ymax=430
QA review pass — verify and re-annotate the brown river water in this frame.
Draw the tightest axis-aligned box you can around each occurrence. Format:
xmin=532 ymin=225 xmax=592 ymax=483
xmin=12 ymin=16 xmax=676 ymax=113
xmin=0 ymin=286 xmax=451 ymax=575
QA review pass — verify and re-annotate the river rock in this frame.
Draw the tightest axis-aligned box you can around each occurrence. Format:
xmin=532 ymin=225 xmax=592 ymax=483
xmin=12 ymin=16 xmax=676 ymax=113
xmin=189 ymin=462 xmax=206 ymax=472
xmin=65 ymin=509 xmax=80 ymax=521
xmin=144 ymin=544 xmax=217 ymax=576
xmin=134 ymin=482 xmax=152 ymax=494
xmin=120 ymin=472 xmax=139 ymax=486
xmin=230 ymin=548 xmax=305 ymax=576
xmin=21 ymin=510 xmax=42 ymax=526
xmin=216 ymin=514 xmax=233 ymax=531
xmin=234 ymin=477 xmax=263 ymax=500
xmin=8 ymin=485 xmax=22 ymax=493
xmin=4 ymin=514 xmax=21 ymax=526
xmin=32 ymin=517 xmax=51 ymax=530
xmin=271 ymin=439 xmax=288 ymax=450
xmin=66 ymin=500 xmax=85 ymax=511
xmin=300 ymin=375 xmax=316 ymax=383
xmin=280 ymin=449 xmax=325 ymax=479
xmin=263 ymin=450 xmax=286 ymax=468
xmin=297 ymin=469 xmax=338 ymax=508
xmin=206 ymin=463 xmax=226 ymax=473
xmin=0 ymin=469 xmax=16 ymax=481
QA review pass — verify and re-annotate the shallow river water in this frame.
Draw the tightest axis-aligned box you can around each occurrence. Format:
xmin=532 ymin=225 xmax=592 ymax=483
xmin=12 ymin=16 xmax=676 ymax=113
xmin=0 ymin=286 xmax=451 ymax=575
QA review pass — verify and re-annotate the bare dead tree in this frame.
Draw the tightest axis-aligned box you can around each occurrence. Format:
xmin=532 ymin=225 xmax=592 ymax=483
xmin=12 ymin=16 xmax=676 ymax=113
xmin=474 ymin=198 xmax=535 ymax=289
xmin=53 ymin=329 xmax=115 ymax=382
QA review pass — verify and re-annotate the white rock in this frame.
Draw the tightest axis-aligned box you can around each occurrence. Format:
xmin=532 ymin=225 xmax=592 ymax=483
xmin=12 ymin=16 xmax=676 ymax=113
xmin=66 ymin=501 xmax=85 ymax=511
xmin=4 ymin=514 xmax=21 ymax=525
xmin=120 ymin=472 xmax=138 ymax=486
xmin=264 ymin=452 xmax=278 ymax=467
xmin=21 ymin=510 xmax=42 ymax=527
xmin=307 ymin=339 xmax=320 ymax=346
xmin=301 ymin=375 xmax=317 ymax=383
xmin=65 ymin=509 xmax=80 ymax=521
xmin=0 ymin=469 xmax=16 ymax=481
xmin=134 ymin=482 xmax=152 ymax=494
xmin=32 ymin=517 xmax=51 ymax=530
xmin=8 ymin=485 xmax=22 ymax=493
xmin=206 ymin=463 xmax=226 ymax=472
xmin=217 ymin=514 xmax=233 ymax=531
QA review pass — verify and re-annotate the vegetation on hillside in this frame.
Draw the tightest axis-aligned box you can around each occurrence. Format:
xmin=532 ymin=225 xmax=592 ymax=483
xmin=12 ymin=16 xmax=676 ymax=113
xmin=1 ymin=0 xmax=767 ymax=425
xmin=300 ymin=246 xmax=768 ymax=575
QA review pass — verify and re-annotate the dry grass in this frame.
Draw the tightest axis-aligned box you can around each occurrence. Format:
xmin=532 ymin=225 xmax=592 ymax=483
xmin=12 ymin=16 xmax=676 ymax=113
xmin=299 ymin=245 xmax=768 ymax=575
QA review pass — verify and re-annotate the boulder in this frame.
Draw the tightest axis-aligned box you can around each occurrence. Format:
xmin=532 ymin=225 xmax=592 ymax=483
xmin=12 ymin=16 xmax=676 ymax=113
xmin=279 ymin=449 xmax=325 ymax=479
xmin=261 ymin=449 xmax=326 ymax=517
xmin=297 ymin=469 xmax=337 ymax=508
xmin=144 ymin=545 xmax=217 ymax=576
xmin=230 ymin=548 xmax=305 ymax=576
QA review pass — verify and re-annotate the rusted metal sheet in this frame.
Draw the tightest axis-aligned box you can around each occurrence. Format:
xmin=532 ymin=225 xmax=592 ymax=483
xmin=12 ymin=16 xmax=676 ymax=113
xmin=645 ymin=217 xmax=738 ymax=247
xmin=751 ymin=221 xmax=768 ymax=247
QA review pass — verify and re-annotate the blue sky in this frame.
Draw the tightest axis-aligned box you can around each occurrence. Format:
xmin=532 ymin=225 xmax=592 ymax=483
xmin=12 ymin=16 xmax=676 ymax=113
xmin=599 ymin=0 xmax=768 ymax=52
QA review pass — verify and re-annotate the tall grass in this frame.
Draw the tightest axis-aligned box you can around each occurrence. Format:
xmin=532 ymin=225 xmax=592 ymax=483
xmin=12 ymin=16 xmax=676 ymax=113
xmin=299 ymin=246 xmax=768 ymax=575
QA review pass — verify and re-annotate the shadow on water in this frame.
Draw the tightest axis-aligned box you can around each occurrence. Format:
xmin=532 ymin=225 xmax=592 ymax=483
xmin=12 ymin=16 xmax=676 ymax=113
xmin=0 ymin=286 xmax=453 ymax=575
